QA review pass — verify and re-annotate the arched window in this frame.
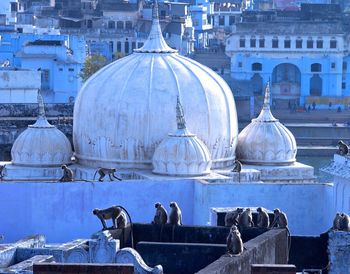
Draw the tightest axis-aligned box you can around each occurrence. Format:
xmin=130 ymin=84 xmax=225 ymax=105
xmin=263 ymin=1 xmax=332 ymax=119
xmin=296 ymin=37 xmax=302 ymax=48
xmin=307 ymin=37 xmax=313 ymax=48
xmin=252 ymin=63 xmax=262 ymax=71
xmin=311 ymin=63 xmax=322 ymax=72
xmin=239 ymin=36 xmax=245 ymax=48
xmin=272 ymin=36 xmax=278 ymax=48
xmin=250 ymin=36 xmax=256 ymax=48
xmin=284 ymin=37 xmax=291 ymax=48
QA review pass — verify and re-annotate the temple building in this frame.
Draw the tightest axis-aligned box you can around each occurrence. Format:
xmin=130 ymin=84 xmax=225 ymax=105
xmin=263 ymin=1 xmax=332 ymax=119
xmin=0 ymin=1 xmax=343 ymax=246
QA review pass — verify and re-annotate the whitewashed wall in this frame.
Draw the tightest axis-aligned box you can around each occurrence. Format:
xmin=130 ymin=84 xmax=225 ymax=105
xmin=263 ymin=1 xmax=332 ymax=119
xmin=0 ymin=179 xmax=333 ymax=243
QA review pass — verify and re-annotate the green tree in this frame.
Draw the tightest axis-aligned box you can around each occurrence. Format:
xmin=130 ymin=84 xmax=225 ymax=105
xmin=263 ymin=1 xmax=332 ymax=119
xmin=79 ymin=54 xmax=108 ymax=82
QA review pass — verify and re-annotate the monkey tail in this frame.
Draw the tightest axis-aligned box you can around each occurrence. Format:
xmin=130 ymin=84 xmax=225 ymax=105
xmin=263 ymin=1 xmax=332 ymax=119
xmin=117 ymin=205 xmax=134 ymax=249
xmin=92 ymin=169 xmax=99 ymax=181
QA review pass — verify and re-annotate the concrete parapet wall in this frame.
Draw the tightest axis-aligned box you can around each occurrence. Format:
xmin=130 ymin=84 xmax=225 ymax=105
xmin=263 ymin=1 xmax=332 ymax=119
xmin=328 ymin=231 xmax=350 ymax=274
xmin=196 ymin=229 xmax=288 ymax=274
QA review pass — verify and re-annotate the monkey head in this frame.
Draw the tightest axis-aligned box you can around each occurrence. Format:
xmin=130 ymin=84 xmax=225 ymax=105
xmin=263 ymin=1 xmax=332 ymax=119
xmin=273 ymin=208 xmax=281 ymax=215
xmin=61 ymin=165 xmax=67 ymax=169
xmin=257 ymin=207 xmax=262 ymax=213
xmin=170 ymin=202 xmax=178 ymax=208
xmin=230 ymin=225 xmax=238 ymax=232
xmin=155 ymin=202 xmax=161 ymax=208
xmin=237 ymin=208 xmax=243 ymax=213
xmin=92 ymin=208 xmax=100 ymax=215
xmin=338 ymin=140 xmax=345 ymax=145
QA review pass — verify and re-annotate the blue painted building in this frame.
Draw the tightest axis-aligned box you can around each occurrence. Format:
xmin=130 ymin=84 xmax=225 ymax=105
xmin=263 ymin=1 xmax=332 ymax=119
xmin=0 ymin=31 xmax=86 ymax=103
xmin=226 ymin=6 xmax=350 ymax=108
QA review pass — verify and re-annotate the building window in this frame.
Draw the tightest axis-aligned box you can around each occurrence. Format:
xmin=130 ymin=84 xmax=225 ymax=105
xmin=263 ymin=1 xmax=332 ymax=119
xmin=272 ymin=37 xmax=278 ymax=48
xmin=330 ymin=39 xmax=337 ymax=49
xmin=125 ymin=42 xmax=129 ymax=54
xmin=239 ymin=37 xmax=245 ymax=48
xmin=238 ymin=62 xmax=242 ymax=68
xmin=311 ymin=63 xmax=322 ymax=72
xmin=252 ymin=63 xmax=262 ymax=71
xmin=117 ymin=21 xmax=124 ymax=29
xmin=229 ymin=16 xmax=235 ymax=25
xmin=59 ymin=68 xmax=63 ymax=71
xmin=219 ymin=16 xmax=225 ymax=26
xmin=250 ymin=37 xmax=256 ymax=48
xmin=342 ymin=82 xmax=346 ymax=89
xmin=343 ymin=62 xmax=347 ymax=71
xmin=108 ymin=21 xmax=115 ymax=29
xmin=296 ymin=38 xmax=302 ymax=48
xmin=117 ymin=41 xmax=122 ymax=52
xmin=132 ymin=42 xmax=136 ymax=51
xmin=259 ymin=38 xmax=265 ymax=48
xmin=316 ymin=39 xmax=323 ymax=48
xmin=307 ymin=39 xmax=313 ymax=49
xmin=125 ymin=21 xmax=132 ymax=30
xmin=68 ymin=68 xmax=74 ymax=72
xmin=137 ymin=42 xmax=144 ymax=48
xmin=331 ymin=62 xmax=336 ymax=69
xmin=284 ymin=39 xmax=291 ymax=48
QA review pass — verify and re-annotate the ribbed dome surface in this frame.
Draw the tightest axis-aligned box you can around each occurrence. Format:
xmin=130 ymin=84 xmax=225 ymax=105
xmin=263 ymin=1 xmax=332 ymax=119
xmin=236 ymin=84 xmax=297 ymax=166
xmin=152 ymin=128 xmax=211 ymax=176
xmin=73 ymin=9 xmax=238 ymax=169
xmin=11 ymin=95 xmax=72 ymax=167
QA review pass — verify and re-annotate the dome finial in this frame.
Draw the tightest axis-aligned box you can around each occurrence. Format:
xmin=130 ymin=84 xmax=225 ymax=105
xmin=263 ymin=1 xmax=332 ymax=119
xmin=37 ymin=91 xmax=46 ymax=118
xmin=133 ymin=0 xmax=177 ymax=53
xmin=263 ymin=81 xmax=271 ymax=110
xmin=176 ymin=96 xmax=186 ymax=130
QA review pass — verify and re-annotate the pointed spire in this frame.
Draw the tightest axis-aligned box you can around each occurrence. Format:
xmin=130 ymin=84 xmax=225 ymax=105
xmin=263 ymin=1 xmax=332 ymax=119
xmin=134 ymin=0 xmax=177 ymax=53
xmin=255 ymin=81 xmax=277 ymax=122
xmin=263 ymin=81 xmax=271 ymax=110
xmin=37 ymin=91 xmax=46 ymax=118
xmin=176 ymin=96 xmax=186 ymax=130
xmin=29 ymin=91 xmax=54 ymax=128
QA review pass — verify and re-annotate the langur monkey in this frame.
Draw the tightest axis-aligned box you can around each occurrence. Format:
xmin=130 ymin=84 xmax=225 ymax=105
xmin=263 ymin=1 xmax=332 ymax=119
xmin=169 ymin=202 xmax=182 ymax=242
xmin=226 ymin=225 xmax=244 ymax=256
xmin=93 ymin=206 xmax=122 ymax=230
xmin=152 ymin=202 xmax=168 ymax=241
xmin=225 ymin=208 xmax=243 ymax=227
xmin=153 ymin=202 xmax=168 ymax=225
xmin=256 ymin=207 xmax=270 ymax=228
xmin=93 ymin=168 xmax=122 ymax=182
xmin=270 ymin=208 xmax=288 ymax=229
xmin=59 ymin=165 xmax=74 ymax=182
xmin=238 ymin=208 xmax=254 ymax=231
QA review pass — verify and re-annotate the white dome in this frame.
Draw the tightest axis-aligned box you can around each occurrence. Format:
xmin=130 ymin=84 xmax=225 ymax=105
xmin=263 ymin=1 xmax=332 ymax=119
xmin=236 ymin=84 xmax=297 ymax=166
xmin=152 ymin=99 xmax=211 ymax=176
xmin=73 ymin=11 xmax=238 ymax=170
xmin=11 ymin=95 xmax=72 ymax=167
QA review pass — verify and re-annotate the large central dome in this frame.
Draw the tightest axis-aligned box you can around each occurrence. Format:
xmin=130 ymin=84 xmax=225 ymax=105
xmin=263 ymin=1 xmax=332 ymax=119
xmin=73 ymin=5 xmax=238 ymax=169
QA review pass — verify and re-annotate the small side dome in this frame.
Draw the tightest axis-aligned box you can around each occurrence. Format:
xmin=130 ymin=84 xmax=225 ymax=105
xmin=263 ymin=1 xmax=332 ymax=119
xmin=11 ymin=93 xmax=73 ymax=167
xmin=152 ymin=97 xmax=211 ymax=176
xmin=236 ymin=83 xmax=297 ymax=166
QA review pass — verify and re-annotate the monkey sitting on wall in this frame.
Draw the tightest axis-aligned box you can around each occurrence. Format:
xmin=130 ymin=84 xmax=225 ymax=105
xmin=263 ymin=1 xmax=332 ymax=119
xmin=152 ymin=202 xmax=168 ymax=225
xmin=337 ymin=140 xmax=349 ymax=156
xmin=226 ymin=225 xmax=244 ymax=256
xmin=225 ymin=208 xmax=243 ymax=227
xmin=256 ymin=207 xmax=270 ymax=228
xmin=93 ymin=168 xmax=122 ymax=182
xmin=93 ymin=206 xmax=123 ymax=230
xmin=332 ymin=212 xmax=342 ymax=230
xmin=270 ymin=208 xmax=288 ymax=229
xmin=117 ymin=210 xmax=127 ymax=229
xmin=238 ymin=208 xmax=254 ymax=231
xmin=169 ymin=202 xmax=182 ymax=226
xmin=59 ymin=165 xmax=74 ymax=182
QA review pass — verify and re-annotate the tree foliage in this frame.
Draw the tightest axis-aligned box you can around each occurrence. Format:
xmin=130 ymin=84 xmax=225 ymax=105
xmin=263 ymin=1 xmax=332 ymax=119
xmin=79 ymin=54 xmax=108 ymax=82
